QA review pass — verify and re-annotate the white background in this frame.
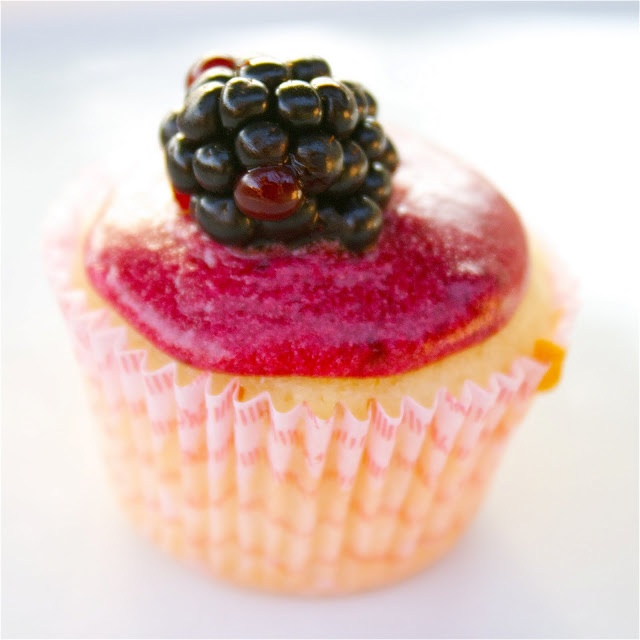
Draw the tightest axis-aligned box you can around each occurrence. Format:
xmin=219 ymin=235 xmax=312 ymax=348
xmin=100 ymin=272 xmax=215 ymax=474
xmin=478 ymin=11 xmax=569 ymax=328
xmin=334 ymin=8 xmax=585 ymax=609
xmin=2 ymin=2 xmax=638 ymax=638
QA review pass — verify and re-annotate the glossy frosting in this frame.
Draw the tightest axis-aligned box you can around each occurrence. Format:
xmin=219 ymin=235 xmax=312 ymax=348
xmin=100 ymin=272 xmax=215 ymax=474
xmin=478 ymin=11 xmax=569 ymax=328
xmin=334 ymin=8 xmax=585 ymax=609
xmin=84 ymin=133 xmax=529 ymax=377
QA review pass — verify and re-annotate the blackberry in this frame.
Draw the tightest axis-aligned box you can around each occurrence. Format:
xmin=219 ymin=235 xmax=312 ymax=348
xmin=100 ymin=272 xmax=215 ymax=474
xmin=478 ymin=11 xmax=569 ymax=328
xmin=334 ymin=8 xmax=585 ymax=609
xmin=160 ymin=53 xmax=399 ymax=251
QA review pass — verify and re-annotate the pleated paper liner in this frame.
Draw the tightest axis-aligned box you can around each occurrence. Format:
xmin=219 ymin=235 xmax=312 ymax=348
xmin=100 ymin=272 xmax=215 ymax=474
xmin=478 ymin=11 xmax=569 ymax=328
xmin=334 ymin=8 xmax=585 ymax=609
xmin=43 ymin=173 xmax=573 ymax=594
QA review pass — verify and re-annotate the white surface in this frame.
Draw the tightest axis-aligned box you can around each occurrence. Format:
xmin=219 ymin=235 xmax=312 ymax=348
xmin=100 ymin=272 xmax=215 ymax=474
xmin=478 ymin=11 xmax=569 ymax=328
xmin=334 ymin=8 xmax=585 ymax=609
xmin=2 ymin=3 xmax=638 ymax=638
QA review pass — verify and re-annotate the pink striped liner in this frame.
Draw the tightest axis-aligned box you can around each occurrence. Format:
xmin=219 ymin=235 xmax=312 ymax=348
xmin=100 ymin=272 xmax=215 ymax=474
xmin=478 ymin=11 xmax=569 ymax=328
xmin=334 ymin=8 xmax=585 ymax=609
xmin=42 ymin=172 xmax=574 ymax=593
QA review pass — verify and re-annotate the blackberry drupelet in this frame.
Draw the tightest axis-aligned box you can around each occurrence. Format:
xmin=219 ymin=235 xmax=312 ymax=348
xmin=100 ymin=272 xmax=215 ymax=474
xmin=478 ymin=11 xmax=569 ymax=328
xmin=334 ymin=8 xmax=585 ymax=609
xmin=379 ymin=138 xmax=399 ymax=173
xmin=190 ymin=66 xmax=235 ymax=90
xmin=361 ymin=162 xmax=393 ymax=208
xmin=290 ymin=132 xmax=344 ymax=194
xmin=340 ymin=195 xmax=383 ymax=251
xmin=235 ymin=121 xmax=289 ymax=168
xmin=239 ymin=57 xmax=290 ymax=90
xmin=161 ymin=54 xmax=399 ymax=251
xmin=178 ymin=82 xmax=224 ymax=142
xmin=288 ymin=57 xmax=331 ymax=82
xmin=260 ymin=197 xmax=318 ymax=242
xmin=159 ymin=111 xmax=179 ymax=146
xmin=310 ymin=77 xmax=359 ymax=139
xmin=219 ymin=77 xmax=269 ymax=130
xmin=193 ymin=142 xmax=236 ymax=193
xmin=193 ymin=195 xmax=255 ymax=246
xmin=165 ymin=134 xmax=199 ymax=192
xmin=276 ymin=81 xmax=322 ymax=129
xmin=326 ymin=140 xmax=369 ymax=196
xmin=353 ymin=117 xmax=386 ymax=160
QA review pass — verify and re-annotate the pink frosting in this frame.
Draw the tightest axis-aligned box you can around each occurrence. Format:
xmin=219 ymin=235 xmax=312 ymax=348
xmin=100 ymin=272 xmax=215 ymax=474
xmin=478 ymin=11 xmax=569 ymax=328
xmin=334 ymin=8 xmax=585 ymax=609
xmin=84 ymin=133 xmax=528 ymax=377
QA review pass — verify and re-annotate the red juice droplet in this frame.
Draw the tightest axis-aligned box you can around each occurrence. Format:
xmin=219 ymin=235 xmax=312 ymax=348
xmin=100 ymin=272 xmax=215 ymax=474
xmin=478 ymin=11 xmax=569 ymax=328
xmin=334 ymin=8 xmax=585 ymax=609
xmin=186 ymin=55 xmax=236 ymax=88
xmin=172 ymin=187 xmax=192 ymax=212
xmin=234 ymin=166 xmax=303 ymax=221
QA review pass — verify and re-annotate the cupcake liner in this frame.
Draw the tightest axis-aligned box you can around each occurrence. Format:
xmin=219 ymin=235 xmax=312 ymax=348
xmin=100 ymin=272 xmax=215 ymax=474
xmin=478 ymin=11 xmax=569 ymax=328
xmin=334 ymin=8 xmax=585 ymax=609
xmin=43 ymin=174 xmax=573 ymax=594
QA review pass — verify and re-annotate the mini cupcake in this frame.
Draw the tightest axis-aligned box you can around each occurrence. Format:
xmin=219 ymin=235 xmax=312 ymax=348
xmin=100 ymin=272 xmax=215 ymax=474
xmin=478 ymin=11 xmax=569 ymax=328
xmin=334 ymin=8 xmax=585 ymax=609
xmin=44 ymin=53 xmax=573 ymax=594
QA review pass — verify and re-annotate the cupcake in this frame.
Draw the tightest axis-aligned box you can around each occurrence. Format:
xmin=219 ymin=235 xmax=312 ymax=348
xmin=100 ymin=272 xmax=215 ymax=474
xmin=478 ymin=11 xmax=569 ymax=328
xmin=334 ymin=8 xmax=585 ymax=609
xmin=43 ymin=53 xmax=572 ymax=594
